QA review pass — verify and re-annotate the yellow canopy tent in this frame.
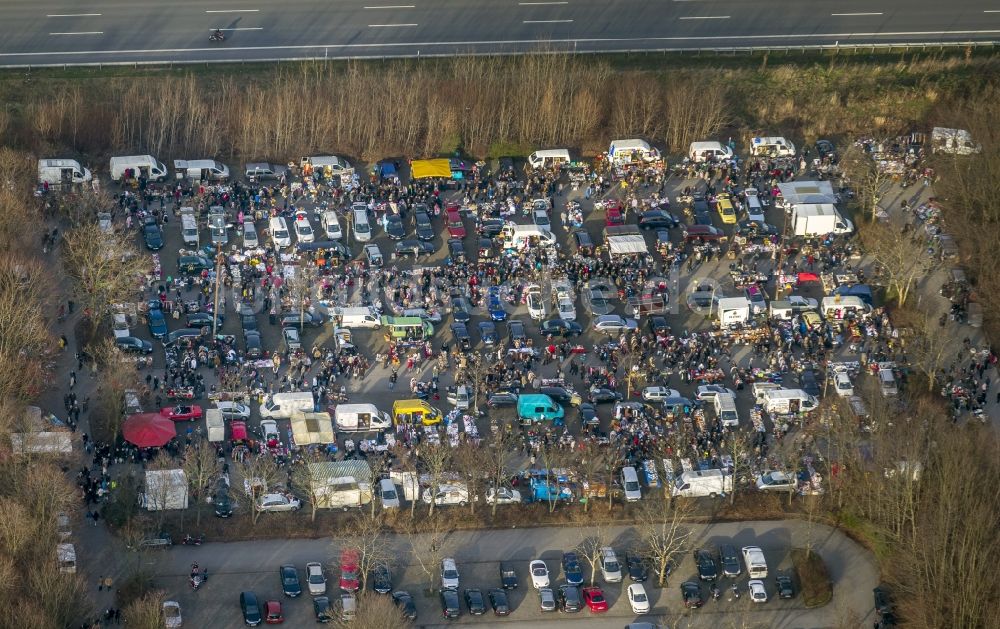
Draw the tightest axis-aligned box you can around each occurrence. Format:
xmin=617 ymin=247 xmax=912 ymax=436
xmin=410 ymin=158 xmax=452 ymax=180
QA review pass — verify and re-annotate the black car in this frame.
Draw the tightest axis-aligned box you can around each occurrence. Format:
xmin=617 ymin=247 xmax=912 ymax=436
xmin=450 ymin=322 xmax=472 ymax=351
xmin=186 ymin=312 xmax=224 ymax=329
xmin=694 ymin=549 xmax=718 ymax=581
xmin=392 ymin=591 xmax=417 ymax=620
xmin=718 ymin=544 xmax=741 ymax=578
xmin=499 ymin=562 xmax=518 ymax=589
xmin=280 ymin=311 xmax=324 ymax=329
xmin=213 ymin=487 xmax=233 ymax=517
xmin=142 ymin=218 xmax=164 ymax=250
xmin=578 ymin=402 xmax=598 ymax=425
xmin=562 ymin=552 xmax=584 ymax=586
xmin=488 ymin=588 xmax=510 ymax=616
xmin=478 ymin=321 xmax=499 ymax=346
xmin=681 ymin=581 xmax=703 ymax=608
xmin=874 ymin=587 xmax=894 ymax=616
xmin=164 ymin=328 xmax=203 ymax=347
xmin=447 ymin=238 xmax=466 ymax=263
xmin=297 ymin=240 xmax=352 ymax=260
xmin=244 ymin=331 xmax=262 ymax=359
xmin=463 ymin=588 xmax=486 ymax=615
xmin=478 ymin=218 xmax=505 ymax=238
xmin=648 ymin=316 xmax=670 ymax=336
xmin=440 ymin=588 xmax=461 ymax=619
xmin=488 ymin=391 xmax=519 ymax=408
xmin=450 ymin=293 xmax=472 ymax=323
xmin=414 ymin=209 xmax=435 ymax=241
xmin=371 ymin=563 xmax=392 ymax=594
xmin=240 ymin=591 xmax=263 ymax=626
xmin=557 ymin=584 xmax=582 ymax=613
xmin=115 ymin=336 xmax=153 ymax=354
xmin=395 ymin=239 xmax=435 ymax=258
xmin=280 ymin=565 xmax=302 ymax=597
xmin=775 ymin=575 xmax=795 ymax=598
xmin=540 ymin=318 xmax=583 ymax=337
xmin=385 ymin=213 xmax=406 ymax=240
xmin=507 ymin=319 xmax=527 ymax=344
xmin=312 ymin=596 xmax=334 ymax=623
xmin=694 ymin=211 xmax=714 ymax=226
xmin=798 ymin=369 xmax=821 ymax=397
xmin=815 ymin=139 xmax=837 ymax=161
xmin=589 ymin=387 xmax=621 ymax=404
xmin=736 ymin=220 xmax=780 ymax=238
xmin=240 ymin=307 xmax=258 ymax=334
xmin=177 ymin=255 xmax=214 ymax=274
xmin=572 ymin=229 xmax=595 ymax=255
xmin=540 ymin=386 xmax=578 ymax=406
xmin=626 ymin=551 xmax=648 ymax=582
xmin=639 ymin=209 xmax=679 ymax=229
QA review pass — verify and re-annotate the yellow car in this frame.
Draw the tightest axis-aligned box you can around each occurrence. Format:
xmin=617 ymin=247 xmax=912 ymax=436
xmin=716 ymin=194 xmax=737 ymax=224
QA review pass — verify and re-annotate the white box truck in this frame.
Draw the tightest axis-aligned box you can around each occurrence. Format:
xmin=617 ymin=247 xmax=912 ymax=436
xmin=205 ymin=408 xmax=225 ymax=443
xmin=670 ymin=469 xmax=732 ymax=498
xmin=260 ymin=391 xmax=315 ymax=419
xmin=792 ymin=204 xmax=854 ymax=237
xmin=38 ymin=159 xmax=91 ymax=185
xmin=110 ymin=155 xmax=168 ymax=182
xmin=334 ymin=404 xmax=392 ymax=432
xmin=761 ymin=388 xmax=819 ymax=415
xmin=717 ymin=297 xmax=751 ymax=327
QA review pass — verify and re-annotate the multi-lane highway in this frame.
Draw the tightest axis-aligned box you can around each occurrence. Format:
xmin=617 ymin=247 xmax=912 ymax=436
xmin=0 ymin=0 xmax=998 ymax=66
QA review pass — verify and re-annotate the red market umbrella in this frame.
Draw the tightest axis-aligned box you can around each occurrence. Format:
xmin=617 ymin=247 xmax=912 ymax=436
xmin=122 ymin=412 xmax=177 ymax=447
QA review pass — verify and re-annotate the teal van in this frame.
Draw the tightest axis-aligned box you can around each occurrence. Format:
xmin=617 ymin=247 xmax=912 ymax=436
xmin=517 ymin=394 xmax=565 ymax=425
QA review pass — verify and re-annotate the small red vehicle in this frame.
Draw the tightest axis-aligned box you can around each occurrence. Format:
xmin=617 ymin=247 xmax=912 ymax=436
xmin=159 ymin=405 xmax=203 ymax=422
xmin=582 ymin=586 xmax=608 ymax=612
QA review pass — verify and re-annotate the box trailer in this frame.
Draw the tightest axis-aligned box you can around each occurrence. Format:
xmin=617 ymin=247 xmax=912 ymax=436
xmin=140 ymin=469 xmax=189 ymax=511
xmin=206 ymin=409 xmax=225 ymax=443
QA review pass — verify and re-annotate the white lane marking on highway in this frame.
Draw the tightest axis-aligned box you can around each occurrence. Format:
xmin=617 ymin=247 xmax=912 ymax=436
xmin=523 ymin=19 xmax=573 ymax=23
xmin=985 ymin=9 xmax=1000 ymax=12
xmin=519 ymin=2 xmax=569 ymax=5
xmin=12 ymin=29 xmax=1000 ymax=58
xmin=47 ymin=14 xmax=102 ymax=18
xmin=206 ymin=9 xmax=260 ymax=13
xmin=364 ymin=5 xmax=416 ymax=8
xmin=831 ymin=12 xmax=883 ymax=17
xmin=209 ymin=27 xmax=264 ymax=31
xmin=679 ymin=16 xmax=730 ymax=20
xmin=49 ymin=32 xmax=103 ymax=35
xmin=368 ymin=23 xmax=419 ymax=27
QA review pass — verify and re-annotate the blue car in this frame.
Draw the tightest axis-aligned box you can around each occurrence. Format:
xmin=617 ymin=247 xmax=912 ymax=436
xmin=488 ymin=287 xmax=507 ymax=321
xmin=562 ymin=552 xmax=584 ymax=586
xmin=147 ymin=301 xmax=168 ymax=339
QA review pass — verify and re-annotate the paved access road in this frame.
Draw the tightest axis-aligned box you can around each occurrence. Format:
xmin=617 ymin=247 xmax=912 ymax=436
xmin=137 ymin=519 xmax=878 ymax=628
xmin=2 ymin=0 xmax=998 ymax=66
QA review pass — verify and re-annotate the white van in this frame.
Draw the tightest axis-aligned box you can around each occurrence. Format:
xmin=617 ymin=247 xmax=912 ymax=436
xmin=352 ymin=207 xmax=372 ymax=242
xmin=527 ymin=149 xmax=571 ymax=170
xmin=671 ymin=469 xmax=732 ymax=498
xmin=334 ymin=306 xmax=381 ymax=329
xmin=57 ymin=543 xmax=77 ymax=574
xmin=38 ymin=159 xmax=91 ymax=185
xmin=609 ymin=139 xmax=659 ymax=165
xmin=688 ymin=141 xmax=734 ymax=163
xmin=750 ymin=136 xmax=796 ymax=157
xmin=621 ymin=466 xmax=642 ymax=502
xmin=173 ymin=159 xmax=229 ymax=181
xmin=321 ymin=211 xmax=343 ymax=240
xmin=762 ymin=388 xmax=819 ymax=415
xmin=242 ymin=220 xmax=259 ymax=249
xmin=260 ymin=392 xmax=315 ymax=419
xmin=334 ymin=403 xmax=392 ymax=432
xmin=820 ymin=295 xmax=870 ymax=320
xmin=269 ymin=216 xmax=291 ymax=248
xmin=109 ymin=155 xmax=168 ymax=182
xmin=714 ymin=392 xmax=740 ymax=427
xmin=179 ymin=208 xmax=199 ymax=246
xmin=501 ymin=224 xmax=557 ymax=250
xmin=878 ymin=369 xmax=898 ymax=397
xmin=741 ymin=546 xmax=768 ymax=578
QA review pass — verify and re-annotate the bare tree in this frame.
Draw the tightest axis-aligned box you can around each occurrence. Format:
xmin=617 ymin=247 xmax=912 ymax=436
xmin=233 ymin=454 xmax=283 ymax=526
xmin=452 ymin=440 xmax=487 ymax=515
xmin=121 ymin=590 xmax=166 ymax=629
xmin=483 ymin=429 xmax=520 ymax=518
xmin=403 ymin=514 xmax=450 ymax=592
xmin=330 ymin=592 xmax=413 ymax=629
xmin=726 ymin=428 xmax=757 ymax=505
xmin=61 ymin=222 xmax=149 ymax=324
xmin=567 ymin=440 xmax=609 ymax=513
xmin=0 ymin=253 xmax=57 ymax=402
xmin=839 ymin=142 xmax=895 ymax=223
xmin=417 ymin=442 xmax=452 ymax=517
xmin=636 ymin=498 xmax=694 ymax=587
xmin=180 ymin=443 xmax=220 ymax=528
xmin=574 ymin=525 xmax=609 ymax=586
xmin=903 ymin=306 xmax=961 ymax=392
xmin=288 ymin=451 xmax=327 ymax=523
xmin=534 ymin=441 xmax=569 ymax=514
xmin=90 ymin=339 xmax=143 ymax=443
xmin=859 ymin=220 xmax=930 ymax=306
xmin=336 ymin=512 xmax=394 ymax=593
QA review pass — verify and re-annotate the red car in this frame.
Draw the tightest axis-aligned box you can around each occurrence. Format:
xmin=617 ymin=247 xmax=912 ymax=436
xmin=339 ymin=549 xmax=360 ymax=592
xmin=264 ymin=600 xmax=284 ymax=624
xmin=683 ymin=224 xmax=726 ymax=242
xmin=159 ymin=405 xmax=203 ymax=422
xmin=446 ymin=209 xmax=466 ymax=238
xmin=582 ymin=586 xmax=608 ymax=612
xmin=603 ymin=200 xmax=625 ymax=227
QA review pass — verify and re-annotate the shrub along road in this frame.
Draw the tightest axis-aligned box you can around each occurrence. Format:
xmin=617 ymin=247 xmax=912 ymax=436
xmin=0 ymin=0 xmax=997 ymax=66
xmin=130 ymin=519 xmax=877 ymax=627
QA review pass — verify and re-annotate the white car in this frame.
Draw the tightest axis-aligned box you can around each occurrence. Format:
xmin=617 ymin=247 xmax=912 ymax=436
xmin=257 ymin=493 xmax=301 ymax=512
xmin=695 ymin=384 xmax=736 ymax=401
xmin=441 ymin=558 xmax=460 ymax=590
xmin=214 ymin=401 xmax=251 ymax=421
xmin=162 ymin=600 xmax=182 ymax=628
xmin=529 ymin=560 xmax=550 ymax=588
xmin=526 ymin=285 xmax=547 ymax=320
xmin=627 ymin=583 xmax=650 ymax=614
xmin=599 ymin=547 xmax=622 ymax=583
xmin=306 ymin=562 xmax=327 ymax=595
xmin=748 ymin=579 xmax=768 ymax=603
xmin=378 ymin=478 xmax=400 ymax=509
xmin=787 ymin=295 xmax=819 ymax=312
xmin=641 ymin=387 xmax=681 ymax=401
xmin=532 ymin=209 xmax=552 ymax=232
xmin=485 ymin=487 xmax=522 ymax=505
xmin=261 ymin=420 xmax=280 ymax=444
xmin=294 ymin=214 xmax=315 ymax=243
xmin=833 ymin=371 xmax=854 ymax=397
xmin=592 ymin=314 xmax=638 ymax=333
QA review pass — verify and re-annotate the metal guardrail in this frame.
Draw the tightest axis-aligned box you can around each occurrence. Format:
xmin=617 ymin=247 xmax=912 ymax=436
xmin=2 ymin=40 xmax=997 ymax=70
